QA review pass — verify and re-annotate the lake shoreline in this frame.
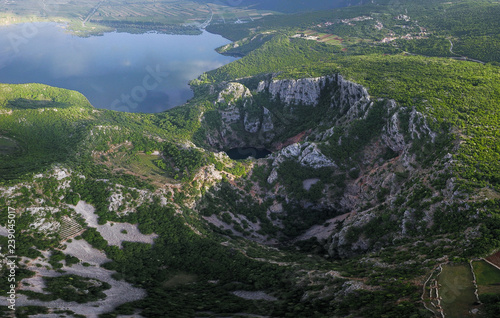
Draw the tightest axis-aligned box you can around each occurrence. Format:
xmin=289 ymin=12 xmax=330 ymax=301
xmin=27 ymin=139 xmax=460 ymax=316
xmin=0 ymin=22 xmax=237 ymax=113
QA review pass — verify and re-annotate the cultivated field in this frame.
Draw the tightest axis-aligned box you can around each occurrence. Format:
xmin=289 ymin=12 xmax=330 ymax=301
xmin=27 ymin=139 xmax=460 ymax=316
xmin=0 ymin=0 xmax=275 ymax=34
xmin=438 ymin=264 xmax=478 ymax=318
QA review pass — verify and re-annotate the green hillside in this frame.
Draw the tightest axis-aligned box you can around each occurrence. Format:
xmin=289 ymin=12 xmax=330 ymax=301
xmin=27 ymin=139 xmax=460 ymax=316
xmin=1 ymin=0 xmax=500 ymax=317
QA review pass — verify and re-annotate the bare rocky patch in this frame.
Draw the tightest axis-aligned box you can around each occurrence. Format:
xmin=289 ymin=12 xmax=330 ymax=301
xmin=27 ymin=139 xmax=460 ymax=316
xmin=71 ymin=201 xmax=158 ymax=247
xmin=11 ymin=263 xmax=146 ymax=318
xmin=232 ymin=290 xmax=277 ymax=301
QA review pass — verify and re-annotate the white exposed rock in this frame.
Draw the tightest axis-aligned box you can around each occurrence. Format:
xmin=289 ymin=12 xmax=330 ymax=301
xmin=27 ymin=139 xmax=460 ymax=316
xmin=64 ymin=239 xmax=110 ymax=265
xmin=257 ymin=75 xmax=370 ymax=111
xmin=0 ymin=225 xmax=8 ymax=237
xmin=272 ymin=142 xmax=335 ymax=168
xmin=320 ymin=127 xmax=336 ymax=141
xmin=256 ymin=80 xmax=267 ymax=92
xmin=26 ymin=207 xmax=61 ymax=234
xmin=382 ymin=112 xmax=406 ymax=152
xmin=328 ymin=211 xmax=375 ymax=258
xmin=1 ymin=186 xmax=21 ymax=198
xmin=342 ymin=98 xmax=372 ymax=124
xmin=9 ymin=262 xmax=147 ymax=318
xmin=29 ymin=219 xmax=61 ymax=233
xmin=267 ymin=168 xmax=278 ymax=184
xmin=232 ymin=290 xmax=277 ymax=301
xmin=258 ymin=77 xmax=326 ymax=105
xmin=277 ymin=143 xmax=301 ymax=160
xmin=295 ymin=212 xmax=354 ymax=242
xmin=194 ymin=164 xmax=224 ymax=184
xmin=269 ymin=202 xmax=283 ymax=213
xmin=217 ymin=82 xmax=252 ymax=105
xmin=261 ymin=107 xmax=274 ymax=132
xmin=53 ymin=166 xmax=70 ymax=180
xmin=298 ymin=143 xmax=336 ymax=168
xmin=409 ymin=108 xmax=436 ymax=142
xmin=220 ymin=107 xmax=240 ymax=124
xmin=401 ymin=209 xmax=413 ymax=236
xmin=303 ymin=178 xmax=320 ymax=191
xmin=108 ymin=191 xmax=125 ymax=212
xmin=211 ymin=81 xmax=278 ymax=146
xmin=244 ymin=112 xmax=260 ymax=133
xmin=268 ymin=142 xmax=336 ymax=183
xmin=72 ymin=201 xmax=158 ymax=247
xmin=340 ymin=281 xmax=365 ymax=295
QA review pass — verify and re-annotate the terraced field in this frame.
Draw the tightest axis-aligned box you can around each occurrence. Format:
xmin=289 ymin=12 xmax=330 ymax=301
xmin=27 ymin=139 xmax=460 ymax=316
xmin=58 ymin=216 xmax=85 ymax=241
xmin=0 ymin=0 xmax=275 ymax=32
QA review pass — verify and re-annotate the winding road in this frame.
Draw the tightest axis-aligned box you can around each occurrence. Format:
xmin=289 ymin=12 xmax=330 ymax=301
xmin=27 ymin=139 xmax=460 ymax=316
xmin=200 ymin=4 xmax=214 ymax=29
xmin=448 ymin=38 xmax=485 ymax=64
xmin=82 ymin=0 xmax=106 ymax=26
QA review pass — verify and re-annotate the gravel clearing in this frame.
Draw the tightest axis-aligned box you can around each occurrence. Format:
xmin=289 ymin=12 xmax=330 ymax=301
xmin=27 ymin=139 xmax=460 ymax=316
xmin=232 ymin=291 xmax=277 ymax=301
xmin=64 ymin=239 xmax=110 ymax=265
xmin=302 ymin=178 xmax=320 ymax=190
xmin=19 ymin=275 xmax=47 ymax=293
xmin=0 ymin=225 xmax=8 ymax=236
xmin=0 ymin=201 xmax=153 ymax=317
xmin=3 ymin=263 xmax=146 ymax=318
xmin=117 ymin=313 xmax=145 ymax=318
xmin=30 ymin=315 xmax=70 ymax=318
xmin=71 ymin=201 xmax=158 ymax=247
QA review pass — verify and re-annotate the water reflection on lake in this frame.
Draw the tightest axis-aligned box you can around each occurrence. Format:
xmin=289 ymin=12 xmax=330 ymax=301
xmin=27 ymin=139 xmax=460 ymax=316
xmin=0 ymin=23 xmax=236 ymax=113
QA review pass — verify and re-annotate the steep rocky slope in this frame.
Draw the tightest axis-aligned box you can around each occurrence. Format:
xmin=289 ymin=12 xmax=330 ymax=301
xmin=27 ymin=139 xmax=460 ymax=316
xmin=0 ymin=71 xmax=497 ymax=317
xmin=197 ymin=73 xmax=472 ymax=261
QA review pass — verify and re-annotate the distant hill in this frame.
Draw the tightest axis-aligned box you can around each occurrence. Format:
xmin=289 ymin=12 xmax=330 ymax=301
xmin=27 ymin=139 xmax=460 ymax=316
xmin=202 ymin=0 xmax=366 ymax=12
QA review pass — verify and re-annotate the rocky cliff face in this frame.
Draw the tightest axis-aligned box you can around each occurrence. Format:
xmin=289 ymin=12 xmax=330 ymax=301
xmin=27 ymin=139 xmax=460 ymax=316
xmin=256 ymin=77 xmax=327 ymax=106
xmin=200 ymin=74 xmax=455 ymax=258
xmin=267 ymin=142 xmax=337 ymax=183
xmin=204 ymin=82 xmax=275 ymax=149
xmin=256 ymin=75 xmax=370 ymax=111
xmin=203 ymin=74 xmax=372 ymax=151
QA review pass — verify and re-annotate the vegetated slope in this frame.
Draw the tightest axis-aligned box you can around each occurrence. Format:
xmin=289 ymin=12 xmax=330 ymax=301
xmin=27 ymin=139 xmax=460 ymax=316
xmin=208 ymin=0 xmax=500 ymax=63
xmin=199 ymin=0 xmax=368 ymax=13
xmin=1 ymin=1 xmax=500 ymax=317
xmin=0 ymin=84 xmax=94 ymax=181
xmin=1 ymin=56 xmax=499 ymax=317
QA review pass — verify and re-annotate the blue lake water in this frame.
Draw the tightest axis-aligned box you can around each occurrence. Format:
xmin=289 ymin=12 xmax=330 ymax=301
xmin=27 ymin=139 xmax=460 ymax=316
xmin=0 ymin=23 xmax=236 ymax=113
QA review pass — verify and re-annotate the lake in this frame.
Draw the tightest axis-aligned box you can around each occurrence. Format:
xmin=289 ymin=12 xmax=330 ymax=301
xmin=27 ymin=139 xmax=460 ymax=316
xmin=225 ymin=147 xmax=272 ymax=160
xmin=0 ymin=23 xmax=236 ymax=113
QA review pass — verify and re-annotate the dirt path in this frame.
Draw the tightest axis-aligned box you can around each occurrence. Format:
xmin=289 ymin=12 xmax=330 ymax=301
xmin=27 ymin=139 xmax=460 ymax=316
xmin=448 ymin=38 xmax=485 ymax=64
xmin=485 ymin=250 xmax=500 ymax=268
